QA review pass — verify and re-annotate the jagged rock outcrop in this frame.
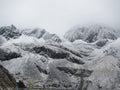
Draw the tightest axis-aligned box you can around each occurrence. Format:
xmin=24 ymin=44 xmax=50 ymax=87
xmin=0 ymin=25 xmax=21 ymax=40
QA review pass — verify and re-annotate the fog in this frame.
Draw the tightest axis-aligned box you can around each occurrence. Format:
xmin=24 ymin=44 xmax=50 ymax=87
xmin=0 ymin=0 xmax=120 ymax=36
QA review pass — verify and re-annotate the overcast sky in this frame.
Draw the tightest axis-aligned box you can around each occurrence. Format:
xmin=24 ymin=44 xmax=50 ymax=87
xmin=0 ymin=0 xmax=120 ymax=36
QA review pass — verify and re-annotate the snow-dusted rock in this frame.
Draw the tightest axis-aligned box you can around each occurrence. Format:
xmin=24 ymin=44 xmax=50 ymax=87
xmin=0 ymin=25 xmax=21 ymax=40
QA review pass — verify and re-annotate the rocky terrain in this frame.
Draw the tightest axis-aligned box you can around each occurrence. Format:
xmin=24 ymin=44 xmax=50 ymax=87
xmin=0 ymin=24 xmax=120 ymax=90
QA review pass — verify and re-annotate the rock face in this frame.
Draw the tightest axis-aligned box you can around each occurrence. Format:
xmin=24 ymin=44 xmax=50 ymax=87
xmin=0 ymin=25 xmax=120 ymax=90
xmin=0 ymin=65 xmax=16 ymax=90
xmin=64 ymin=24 xmax=120 ymax=42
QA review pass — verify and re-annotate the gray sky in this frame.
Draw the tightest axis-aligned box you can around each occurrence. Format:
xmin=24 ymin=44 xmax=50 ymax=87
xmin=0 ymin=0 xmax=120 ymax=36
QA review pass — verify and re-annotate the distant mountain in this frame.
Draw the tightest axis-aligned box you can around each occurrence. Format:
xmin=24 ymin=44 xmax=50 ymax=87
xmin=64 ymin=24 xmax=120 ymax=42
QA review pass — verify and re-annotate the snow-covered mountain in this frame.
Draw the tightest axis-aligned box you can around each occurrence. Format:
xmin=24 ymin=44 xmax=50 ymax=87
xmin=0 ymin=25 xmax=62 ymax=43
xmin=0 ymin=24 xmax=120 ymax=90
xmin=64 ymin=24 xmax=120 ymax=42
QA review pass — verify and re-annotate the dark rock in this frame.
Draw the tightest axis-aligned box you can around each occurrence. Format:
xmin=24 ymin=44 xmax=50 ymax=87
xmin=0 ymin=65 xmax=16 ymax=89
xmin=33 ymin=46 xmax=69 ymax=59
xmin=0 ymin=48 xmax=21 ymax=61
xmin=17 ymin=80 xmax=26 ymax=88
xmin=67 ymin=56 xmax=84 ymax=64
xmin=96 ymin=39 xmax=108 ymax=47
xmin=57 ymin=66 xmax=92 ymax=77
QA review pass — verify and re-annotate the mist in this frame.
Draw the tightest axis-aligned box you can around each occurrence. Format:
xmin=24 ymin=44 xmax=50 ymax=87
xmin=0 ymin=0 xmax=120 ymax=36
